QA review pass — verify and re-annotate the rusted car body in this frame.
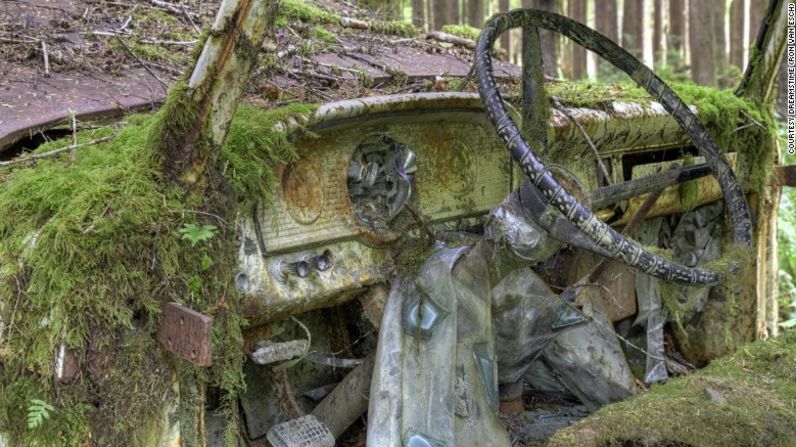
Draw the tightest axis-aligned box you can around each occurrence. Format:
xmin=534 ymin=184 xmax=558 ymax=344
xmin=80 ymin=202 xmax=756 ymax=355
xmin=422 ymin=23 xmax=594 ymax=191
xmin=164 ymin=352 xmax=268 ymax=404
xmin=0 ymin=0 xmax=791 ymax=445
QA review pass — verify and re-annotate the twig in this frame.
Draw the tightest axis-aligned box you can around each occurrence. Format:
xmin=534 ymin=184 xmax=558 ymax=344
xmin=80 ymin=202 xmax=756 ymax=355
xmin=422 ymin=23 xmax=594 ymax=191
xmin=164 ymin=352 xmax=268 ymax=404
xmin=739 ymin=109 xmax=767 ymax=131
xmin=3 ymin=275 xmax=23 ymax=343
xmin=139 ymin=38 xmax=197 ymax=46
xmin=551 ymin=96 xmax=612 ymax=185
xmin=181 ymin=5 xmax=200 ymax=33
xmin=41 ymin=40 xmax=50 ymax=77
xmin=69 ymin=109 xmax=77 ymax=161
xmin=114 ymin=36 xmax=168 ymax=93
xmin=119 ymin=15 xmax=133 ymax=33
xmin=0 ymin=136 xmax=113 ymax=168
xmin=168 ymin=209 xmax=230 ymax=227
xmin=426 ymin=30 xmax=475 ymax=49
xmin=404 ymin=203 xmax=435 ymax=240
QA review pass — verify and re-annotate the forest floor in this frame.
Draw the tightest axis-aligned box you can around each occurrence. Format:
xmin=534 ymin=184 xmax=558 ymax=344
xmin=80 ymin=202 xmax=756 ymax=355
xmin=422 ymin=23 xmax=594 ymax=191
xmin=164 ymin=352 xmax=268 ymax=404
xmin=0 ymin=0 xmax=519 ymax=153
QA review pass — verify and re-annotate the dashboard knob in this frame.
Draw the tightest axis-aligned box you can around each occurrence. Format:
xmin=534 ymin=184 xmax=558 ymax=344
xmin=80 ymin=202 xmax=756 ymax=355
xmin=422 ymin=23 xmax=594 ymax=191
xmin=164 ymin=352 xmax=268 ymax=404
xmin=308 ymin=251 xmax=333 ymax=272
xmin=280 ymin=260 xmax=310 ymax=278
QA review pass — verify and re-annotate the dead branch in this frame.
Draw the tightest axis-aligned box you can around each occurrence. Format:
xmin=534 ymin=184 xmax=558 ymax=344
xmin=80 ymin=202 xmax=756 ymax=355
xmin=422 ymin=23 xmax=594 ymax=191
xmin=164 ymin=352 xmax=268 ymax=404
xmin=551 ymin=96 xmax=612 ymax=184
xmin=426 ymin=31 xmax=475 ymax=49
xmin=0 ymin=136 xmax=113 ymax=168
xmin=114 ymin=36 xmax=168 ymax=93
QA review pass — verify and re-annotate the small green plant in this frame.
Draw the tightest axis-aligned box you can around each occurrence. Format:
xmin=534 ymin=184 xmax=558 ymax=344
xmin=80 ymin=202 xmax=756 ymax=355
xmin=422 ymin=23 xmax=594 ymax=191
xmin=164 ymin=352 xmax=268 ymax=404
xmin=26 ymin=399 xmax=54 ymax=430
xmin=178 ymin=223 xmax=217 ymax=246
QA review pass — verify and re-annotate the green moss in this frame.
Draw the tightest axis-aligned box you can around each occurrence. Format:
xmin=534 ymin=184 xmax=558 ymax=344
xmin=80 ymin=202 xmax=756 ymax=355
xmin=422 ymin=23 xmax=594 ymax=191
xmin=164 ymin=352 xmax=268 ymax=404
xmin=113 ymin=38 xmax=186 ymax=65
xmin=310 ymin=25 xmax=337 ymax=43
xmin=221 ymin=103 xmax=316 ymax=207
xmin=135 ymin=7 xmax=178 ymax=25
xmin=0 ymin=91 xmax=316 ymax=444
xmin=276 ymin=0 xmax=341 ymax=27
xmin=546 ymin=81 xmax=650 ymax=108
xmin=277 ymin=0 xmax=416 ymax=37
xmin=371 ymin=20 xmax=417 ymax=37
xmin=549 ymin=330 xmax=796 ymax=447
xmin=440 ymin=24 xmax=481 ymax=41
xmin=678 ymin=153 xmax=699 ymax=211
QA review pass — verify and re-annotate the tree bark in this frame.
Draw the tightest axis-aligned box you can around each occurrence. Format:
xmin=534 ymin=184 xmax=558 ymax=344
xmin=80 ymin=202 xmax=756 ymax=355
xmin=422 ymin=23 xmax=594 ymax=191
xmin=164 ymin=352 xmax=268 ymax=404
xmin=749 ymin=0 xmax=768 ymax=45
xmin=712 ymin=0 xmax=727 ymax=78
xmin=499 ymin=0 xmax=510 ymax=58
xmin=595 ymin=0 xmax=618 ymax=77
xmin=529 ymin=0 xmax=559 ymax=78
xmin=654 ymin=0 xmax=663 ymax=64
xmin=622 ymin=0 xmax=644 ymax=58
xmin=432 ymin=0 xmax=449 ymax=30
xmin=154 ymin=0 xmax=277 ymax=186
xmin=729 ymin=0 xmax=745 ymax=68
xmin=412 ymin=0 xmax=424 ymax=28
xmin=468 ymin=0 xmax=485 ymax=27
xmin=668 ymin=0 xmax=685 ymax=66
xmin=689 ymin=0 xmax=726 ymax=85
xmin=568 ymin=0 xmax=587 ymax=79
xmin=448 ymin=0 xmax=460 ymax=26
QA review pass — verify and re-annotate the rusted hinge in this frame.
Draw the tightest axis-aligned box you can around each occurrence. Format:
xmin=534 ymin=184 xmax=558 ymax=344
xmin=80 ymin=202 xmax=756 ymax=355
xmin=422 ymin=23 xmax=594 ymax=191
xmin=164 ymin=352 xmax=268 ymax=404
xmin=157 ymin=302 xmax=213 ymax=367
xmin=777 ymin=164 xmax=796 ymax=187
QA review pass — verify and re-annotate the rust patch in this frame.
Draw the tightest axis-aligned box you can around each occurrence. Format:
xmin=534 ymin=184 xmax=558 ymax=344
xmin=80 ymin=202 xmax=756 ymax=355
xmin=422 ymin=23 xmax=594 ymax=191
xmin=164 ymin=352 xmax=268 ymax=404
xmin=418 ymin=126 xmax=478 ymax=196
xmin=282 ymin=158 xmax=325 ymax=224
xmin=157 ymin=302 xmax=213 ymax=367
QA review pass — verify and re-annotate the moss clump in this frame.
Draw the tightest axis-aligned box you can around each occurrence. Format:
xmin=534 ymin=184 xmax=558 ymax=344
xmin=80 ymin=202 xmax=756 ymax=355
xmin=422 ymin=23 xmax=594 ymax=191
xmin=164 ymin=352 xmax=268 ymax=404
xmin=134 ymin=7 xmax=178 ymax=25
xmin=277 ymin=0 xmax=417 ymax=37
xmin=440 ymin=24 xmax=481 ymax=41
xmin=221 ymin=103 xmax=316 ymax=207
xmin=548 ymin=330 xmax=796 ymax=447
xmin=678 ymin=153 xmax=699 ymax=211
xmin=112 ymin=38 xmax=187 ymax=65
xmin=546 ymin=81 xmax=650 ymax=108
xmin=371 ymin=20 xmax=417 ymax=37
xmin=0 ymin=97 xmax=313 ymax=445
xmin=276 ymin=0 xmax=341 ymax=27
xmin=311 ymin=25 xmax=337 ymax=43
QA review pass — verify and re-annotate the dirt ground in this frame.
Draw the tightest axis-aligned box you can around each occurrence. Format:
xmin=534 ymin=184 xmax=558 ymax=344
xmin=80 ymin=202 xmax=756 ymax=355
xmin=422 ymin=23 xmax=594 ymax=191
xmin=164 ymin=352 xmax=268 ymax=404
xmin=0 ymin=0 xmax=519 ymax=153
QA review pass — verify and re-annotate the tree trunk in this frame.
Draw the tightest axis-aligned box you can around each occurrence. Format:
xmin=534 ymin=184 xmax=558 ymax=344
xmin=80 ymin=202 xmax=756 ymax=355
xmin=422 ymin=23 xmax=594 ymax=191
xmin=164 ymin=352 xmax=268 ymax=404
xmin=654 ymin=0 xmax=663 ymax=64
xmin=689 ymin=0 xmax=726 ymax=85
xmin=595 ymin=0 xmax=618 ymax=42
xmin=529 ymin=0 xmax=559 ymax=78
xmin=712 ymin=0 xmax=727 ymax=79
xmin=622 ymin=0 xmax=644 ymax=58
xmin=568 ymin=0 xmax=587 ymax=79
xmin=729 ymin=0 xmax=745 ymax=68
xmin=360 ymin=0 xmax=401 ymax=19
xmin=668 ymin=0 xmax=685 ymax=66
xmin=468 ymin=0 xmax=485 ymax=27
xmin=412 ymin=0 xmax=424 ymax=28
xmin=154 ymin=0 xmax=277 ymax=186
xmin=432 ymin=0 xmax=449 ymax=30
xmin=499 ymin=0 xmax=510 ymax=58
xmin=595 ymin=0 xmax=618 ymax=77
xmin=448 ymin=0 xmax=460 ymax=26
xmin=777 ymin=50 xmax=788 ymax=117
xmin=749 ymin=0 xmax=768 ymax=46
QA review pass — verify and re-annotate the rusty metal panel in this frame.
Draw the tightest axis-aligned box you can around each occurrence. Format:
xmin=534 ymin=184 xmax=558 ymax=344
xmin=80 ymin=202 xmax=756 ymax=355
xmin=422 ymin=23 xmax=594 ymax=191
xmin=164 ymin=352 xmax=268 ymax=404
xmin=157 ymin=302 xmax=213 ymax=367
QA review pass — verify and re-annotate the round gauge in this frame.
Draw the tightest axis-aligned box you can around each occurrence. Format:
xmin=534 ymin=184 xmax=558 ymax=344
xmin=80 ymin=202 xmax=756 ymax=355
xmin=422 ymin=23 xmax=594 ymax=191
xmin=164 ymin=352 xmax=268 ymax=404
xmin=347 ymin=135 xmax=416 ymax=234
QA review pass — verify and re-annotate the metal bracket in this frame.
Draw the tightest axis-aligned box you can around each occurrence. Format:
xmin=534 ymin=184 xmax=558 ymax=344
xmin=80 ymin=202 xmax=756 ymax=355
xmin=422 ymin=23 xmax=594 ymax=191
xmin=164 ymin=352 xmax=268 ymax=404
xmin=157 ymin=302 xmax=213 ymax=367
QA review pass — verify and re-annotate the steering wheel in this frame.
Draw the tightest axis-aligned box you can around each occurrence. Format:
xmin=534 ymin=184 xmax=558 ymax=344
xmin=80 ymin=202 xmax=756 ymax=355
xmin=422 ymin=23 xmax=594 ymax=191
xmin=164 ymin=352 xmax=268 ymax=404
xmin=475 ymin=9 xmax=752 ymax=286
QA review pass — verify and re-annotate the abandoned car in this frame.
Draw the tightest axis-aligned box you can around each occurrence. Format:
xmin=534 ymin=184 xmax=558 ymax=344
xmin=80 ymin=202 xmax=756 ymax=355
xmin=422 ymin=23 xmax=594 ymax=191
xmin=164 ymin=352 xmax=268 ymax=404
xmin=0 ymin=0 xmax=793 ymax=446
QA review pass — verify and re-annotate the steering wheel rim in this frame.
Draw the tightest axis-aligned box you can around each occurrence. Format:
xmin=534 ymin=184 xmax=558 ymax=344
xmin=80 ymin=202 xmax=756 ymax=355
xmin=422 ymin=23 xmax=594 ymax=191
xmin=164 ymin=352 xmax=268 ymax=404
xmin=474 ymin=9 xmax=752 ymax=286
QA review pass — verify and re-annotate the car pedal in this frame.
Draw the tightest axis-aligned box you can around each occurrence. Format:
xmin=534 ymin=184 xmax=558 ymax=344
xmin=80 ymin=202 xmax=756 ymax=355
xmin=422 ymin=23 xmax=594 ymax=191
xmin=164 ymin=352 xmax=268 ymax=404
xmin=266 ymin=415 xmax=335 ymax=447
